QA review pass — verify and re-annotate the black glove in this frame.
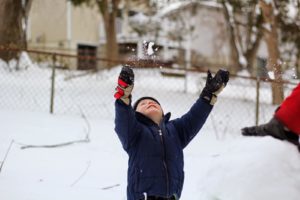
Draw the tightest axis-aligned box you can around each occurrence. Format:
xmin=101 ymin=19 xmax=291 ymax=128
xmin=200 ymin=69 xmax=229 ymax=105
xmin=242 ymin=117 xmax=300 ymax=149
xmin=114 ymin=65 xmax=134 ymax=105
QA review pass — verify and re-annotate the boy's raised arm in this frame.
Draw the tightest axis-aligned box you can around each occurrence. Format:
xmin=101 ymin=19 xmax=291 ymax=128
xmin=114 ymin=65 xmax=134 ymax=105
xmin=114 ymin=66 xmax=141 ymax=151
xmin=172 ymin=69 xmax=230 ymax=148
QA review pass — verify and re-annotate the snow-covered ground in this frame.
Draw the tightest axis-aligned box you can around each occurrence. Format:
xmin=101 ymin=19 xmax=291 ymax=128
xmin=1 ymin=109 xmax=300 ymax=200
xmin=1 ymin=59 xmax=300 ymax=199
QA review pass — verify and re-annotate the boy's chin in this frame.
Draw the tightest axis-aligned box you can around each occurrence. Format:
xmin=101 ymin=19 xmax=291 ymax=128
xmin=147 ymin=109 xmax=160 ymax=115
xmin=146 ymin=111 xmax=161 ymax=118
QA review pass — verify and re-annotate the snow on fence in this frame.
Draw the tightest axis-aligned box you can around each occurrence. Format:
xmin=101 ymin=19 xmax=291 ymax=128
xmin=0 ymin=47 xmax=297 ymax=134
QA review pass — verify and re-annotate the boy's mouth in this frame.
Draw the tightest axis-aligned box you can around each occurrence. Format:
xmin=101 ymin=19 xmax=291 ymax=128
xmin=147 ymin=105 xmax=157 ymax=109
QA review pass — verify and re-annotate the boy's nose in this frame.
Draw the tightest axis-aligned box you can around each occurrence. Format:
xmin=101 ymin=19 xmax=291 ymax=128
xmin=148 ymin=102 xmax=156 ymax=106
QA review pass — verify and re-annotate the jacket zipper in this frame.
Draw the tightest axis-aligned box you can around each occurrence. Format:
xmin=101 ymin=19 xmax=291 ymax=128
xmin=159 ymin=129 xmax=169 ymax=196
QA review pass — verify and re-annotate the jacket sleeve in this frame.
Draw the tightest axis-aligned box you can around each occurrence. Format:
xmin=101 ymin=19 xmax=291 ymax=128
xmin=114 ymin=99 xmax=142 ymax=151
xmin=275 ymin=83 xmax=300 ymax=135
xmin=170 ymin=98 xmax=213 ymax=148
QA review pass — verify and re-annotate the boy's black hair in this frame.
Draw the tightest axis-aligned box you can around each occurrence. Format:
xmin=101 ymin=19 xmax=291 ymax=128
xmin=133 ymin=96 xmax=160 ymax=110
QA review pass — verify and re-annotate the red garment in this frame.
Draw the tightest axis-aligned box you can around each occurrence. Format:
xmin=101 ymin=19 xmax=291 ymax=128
xmin=275 ymin=83 xmax=300 ymax=135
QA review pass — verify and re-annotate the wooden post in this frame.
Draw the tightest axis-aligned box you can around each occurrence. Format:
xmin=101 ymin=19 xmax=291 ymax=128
xmin=50 ymin=54 xmax=56 ymax=114
xmin=255 ymin=77 xmax=260 ymax=125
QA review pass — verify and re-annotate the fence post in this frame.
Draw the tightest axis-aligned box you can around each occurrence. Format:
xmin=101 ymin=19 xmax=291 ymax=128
xmin=50 ymin=54 xmax=56 ymax=114
xmin=255 ymin=76 xmax=260 ymax=125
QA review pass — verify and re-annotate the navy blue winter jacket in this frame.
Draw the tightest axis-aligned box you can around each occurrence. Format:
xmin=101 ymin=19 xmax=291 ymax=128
xmin=114 ymin=98 xmax=213 ymax=200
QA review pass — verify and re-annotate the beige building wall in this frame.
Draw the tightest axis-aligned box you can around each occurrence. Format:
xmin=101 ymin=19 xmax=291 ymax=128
xmin=28 ymin=0 xmax=102 ymax=51
xmin=71 ymin=5 xmax=101 ymax=48
xmin=28 ymin=0 xmax=68 ymax=49
xmin=27 ymin=0 xmax=102 ymax=69
xmin=161 ymin=4 xmax=231 ymax=69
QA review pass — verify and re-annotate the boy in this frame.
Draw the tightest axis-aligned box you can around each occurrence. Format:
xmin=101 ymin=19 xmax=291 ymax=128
xmin=114 ymin=66 xmax=229 ymax=200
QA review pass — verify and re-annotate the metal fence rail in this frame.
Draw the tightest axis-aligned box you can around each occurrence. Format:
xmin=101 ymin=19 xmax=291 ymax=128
xmin=0 ymin=47 xmax=298 ymax=135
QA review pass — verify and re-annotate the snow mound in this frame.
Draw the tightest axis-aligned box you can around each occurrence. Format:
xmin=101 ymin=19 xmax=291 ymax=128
xmin=195 ymin=137 xmax=300 ymax=200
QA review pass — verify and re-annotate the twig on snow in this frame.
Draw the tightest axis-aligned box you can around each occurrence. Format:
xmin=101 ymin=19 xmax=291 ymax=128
xmin=20 ymin=139 xmax=89 ymax=149
xmin=19 ymin=109 xmax=90 ymax=150
xmin=79 ymin=107 xmax=91 ymax=142
xmin=0 ymin=140 xmax=14 ymax=173
xmin=101 ymin=184 xmax=121 ymax=190
xmin=70 ymin=161 xmax=91 ymax=187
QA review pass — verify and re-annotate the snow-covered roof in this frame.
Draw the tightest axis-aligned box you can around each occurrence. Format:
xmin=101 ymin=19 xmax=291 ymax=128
xmin=157 ymin=0 xmax=222 ymax=17
xmin=158 ymin=1 xmax=193 ymax=17
xmin=129 ymin=12 xmax=150 ymax=24
xmin=198 ymin=1 xmax=222 ymax=9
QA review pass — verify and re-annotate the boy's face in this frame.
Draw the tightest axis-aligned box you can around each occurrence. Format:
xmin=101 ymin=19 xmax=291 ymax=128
xmin=136 ymin=99 xmax=163 ymax=124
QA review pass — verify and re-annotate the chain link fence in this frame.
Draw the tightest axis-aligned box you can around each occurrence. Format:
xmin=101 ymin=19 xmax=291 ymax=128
xmin=0 ymin=48 xmax=298 ymax=136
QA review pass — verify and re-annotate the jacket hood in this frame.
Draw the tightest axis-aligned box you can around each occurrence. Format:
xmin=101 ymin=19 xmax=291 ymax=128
xmin=135 ymin=111 xmax=171 ymax=126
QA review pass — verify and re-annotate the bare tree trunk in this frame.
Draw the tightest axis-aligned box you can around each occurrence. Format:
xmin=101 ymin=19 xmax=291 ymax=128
xmin=98 ymin=0 xmax=120 ymax=68
xmin=0 ymin=0 xmax=25 ymax=62
xmin=244 ymin=29 xmax=263 ymax=75
xmin=244 ymin=5 xmax=263 ymax=75
xmin=22 ymin=0 xmax=33 ymax=50
xmin=260 ymin=0 xmax=284 ymax=105
xmin=221 ymin=1 xmax=241 ymax=74
xmin=297 ymin=51 xmax=300 ymax=78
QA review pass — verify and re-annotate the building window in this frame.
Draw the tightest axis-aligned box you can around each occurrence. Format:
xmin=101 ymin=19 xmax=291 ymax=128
xmin=77 ymin=44 xmax=97 ymax=70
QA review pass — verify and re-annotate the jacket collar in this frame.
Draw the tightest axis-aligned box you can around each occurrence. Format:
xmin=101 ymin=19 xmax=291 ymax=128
xmin=135 ymin=111 xmax=171 ymax=126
